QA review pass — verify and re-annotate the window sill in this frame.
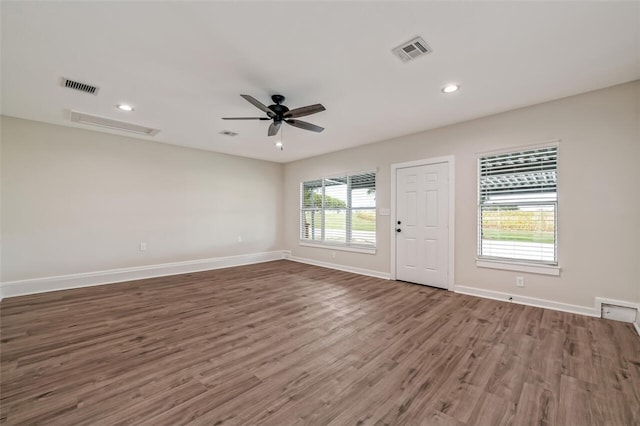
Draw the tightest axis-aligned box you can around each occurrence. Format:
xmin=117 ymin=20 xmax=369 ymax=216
xmin=476 ymin=259 xmax=560 ymax=276
xmin=299 ymin=242 xmax=376 ymax=255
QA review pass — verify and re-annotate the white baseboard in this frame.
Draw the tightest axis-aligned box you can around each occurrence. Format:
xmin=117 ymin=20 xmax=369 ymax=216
xmin=454 ymin=285 xmax=601 ymax=317
xmin=0 ymin=250 xmax=290 ymax=299
xmin=634 ymin=320 xmax=640 ymax=337
xmin=287 ymin=256 xmax=391 ymax=280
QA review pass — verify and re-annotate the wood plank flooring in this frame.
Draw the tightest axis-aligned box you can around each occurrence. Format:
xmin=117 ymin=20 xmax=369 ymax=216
xmin=1 ymin=260 xmax=639 ymax=425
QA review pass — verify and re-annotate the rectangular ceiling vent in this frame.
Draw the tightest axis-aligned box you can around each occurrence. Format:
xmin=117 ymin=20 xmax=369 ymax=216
xmin=61 ymin=77 xmax=100 ymax=95
xmin=70 ymin=111 xmax=160 ymax=136
xmin=392 ymin=36 xmax=432 ymax=63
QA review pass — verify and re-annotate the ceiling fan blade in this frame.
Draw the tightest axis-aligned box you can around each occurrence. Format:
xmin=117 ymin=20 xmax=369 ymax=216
xmin=285 ymin=119 xmax=324 ymax=133
xmin=283 ymin=104 xmax=326 ymax=118
xmin=222 ymin=117 xmax=270 ymax=120
xmin=268 ymin=121 xmax=282 ymax=136
xmin=240 ymin=94 xmax=274 ymax=116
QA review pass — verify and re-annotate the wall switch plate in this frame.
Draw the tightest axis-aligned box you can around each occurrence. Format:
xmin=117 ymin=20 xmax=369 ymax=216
xmin=516 ymin=276 xmax=525 ymax=287
xmin=237 ymin=236 xmax=243 ymax=243
xmin=139 ymin=242 xmax=147 ymax=252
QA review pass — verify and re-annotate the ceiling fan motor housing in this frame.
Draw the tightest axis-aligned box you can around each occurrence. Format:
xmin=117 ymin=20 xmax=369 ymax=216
xmin=269 ymin=95 xmax=289 ymax=120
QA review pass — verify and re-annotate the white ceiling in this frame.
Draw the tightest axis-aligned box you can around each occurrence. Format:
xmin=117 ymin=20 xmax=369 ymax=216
xmin=2 ymin=1 xmax=639 ymax=163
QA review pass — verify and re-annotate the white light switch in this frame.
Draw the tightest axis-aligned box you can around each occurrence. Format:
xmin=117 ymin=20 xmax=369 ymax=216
xmin=139 ymin=242 xmax=147 ymax=252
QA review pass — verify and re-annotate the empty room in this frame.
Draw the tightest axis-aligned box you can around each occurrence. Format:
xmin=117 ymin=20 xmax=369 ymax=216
xmin=1 ymin=1 xmax=639 ymax=425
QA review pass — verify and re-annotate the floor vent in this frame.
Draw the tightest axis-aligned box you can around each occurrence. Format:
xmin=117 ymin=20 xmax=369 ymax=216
xmin=70 ymin=111 xmax=160 ymax=136
xmin=61 ymin=77 xmax=100 ymax=95
xmin=602 ymin=304 xmax=637 ymax=323
xmin=392 ymin=36 xmax=432 ymax=63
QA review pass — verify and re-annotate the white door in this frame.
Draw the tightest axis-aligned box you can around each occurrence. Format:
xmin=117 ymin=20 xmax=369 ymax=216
xmin=395 ymin=162 xmax=449 ymax=288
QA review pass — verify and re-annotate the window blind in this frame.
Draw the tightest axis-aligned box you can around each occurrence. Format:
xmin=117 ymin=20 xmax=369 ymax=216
xmin=300 ymin=171 xmax=376 ymax=248
xmin=478 ymin=146 xmax=558 ymax=264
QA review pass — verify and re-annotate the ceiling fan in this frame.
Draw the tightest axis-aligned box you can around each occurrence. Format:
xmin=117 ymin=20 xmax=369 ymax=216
xmin=222 ymin=94 xmax=325 ymax=136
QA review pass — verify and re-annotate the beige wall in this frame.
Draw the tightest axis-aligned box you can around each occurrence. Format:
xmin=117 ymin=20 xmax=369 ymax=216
xmin=2 ymin=82 xmax=638 ymax=309
xmin=284 ymin=81 xmax=640 ymax=308
xmin=1 ymin=116 xmax=284 ymax=281
xmin=637 ymin=83 xmax=640 ymax=308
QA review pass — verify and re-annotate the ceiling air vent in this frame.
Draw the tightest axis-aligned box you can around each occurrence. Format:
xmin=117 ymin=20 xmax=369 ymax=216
xmin=61 ymin=77 xmax=100 ymax=95
xmin=392 ymin=36 xmax=432 ymax=63
xmin=70 ymin=111 xmax=160 ymax=136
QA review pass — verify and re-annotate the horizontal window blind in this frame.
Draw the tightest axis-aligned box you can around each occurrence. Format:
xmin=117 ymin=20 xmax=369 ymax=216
xmin=300 ymin=171 xmax=376 ymax=248
xmin=478 ymin=146 xmax=558 ymax=264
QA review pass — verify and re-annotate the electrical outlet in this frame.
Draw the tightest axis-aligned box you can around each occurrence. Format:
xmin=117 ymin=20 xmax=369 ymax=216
xmin=516 ymin=276 xmax=525 ymax=287
xmin=331 ymin=251 xmax=336 ymax=259
xmin=139 ymin=242 xmax=147 ymax=252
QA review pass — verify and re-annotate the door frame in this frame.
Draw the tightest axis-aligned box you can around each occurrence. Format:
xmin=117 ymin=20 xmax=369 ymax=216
xmin=390 ymin=155 xmax=455 ymax=290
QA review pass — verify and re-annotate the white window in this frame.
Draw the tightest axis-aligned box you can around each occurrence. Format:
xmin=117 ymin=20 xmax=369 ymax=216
xmin=478 ymin=145 xmax=558 ymax=265
xmin=300 ymin=171 xmax=376 ymax=250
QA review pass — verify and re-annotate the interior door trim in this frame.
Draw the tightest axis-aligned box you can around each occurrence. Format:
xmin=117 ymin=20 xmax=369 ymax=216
xmin=390 ymin=155 xmax=455 ymax=290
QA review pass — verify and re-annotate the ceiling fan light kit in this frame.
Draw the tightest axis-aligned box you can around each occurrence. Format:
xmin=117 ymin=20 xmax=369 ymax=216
xmin=223 ymin=94 xmax=325 ymax=136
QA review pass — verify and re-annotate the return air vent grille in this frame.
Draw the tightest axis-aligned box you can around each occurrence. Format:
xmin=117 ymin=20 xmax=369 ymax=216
xmin=70 ymin=111 xmax=160 ymax=136
xmin=602 ymin=304 xmax=637 ymax=323
xmin=392 ymin=36 xmax=433 ymax=62
xmin=61 ymin=77 xmax=100 ymax=95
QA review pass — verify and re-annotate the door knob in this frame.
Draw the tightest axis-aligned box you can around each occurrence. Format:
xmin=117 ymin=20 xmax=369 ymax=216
xmin=396 ymin=228 xmax=402 ymax=233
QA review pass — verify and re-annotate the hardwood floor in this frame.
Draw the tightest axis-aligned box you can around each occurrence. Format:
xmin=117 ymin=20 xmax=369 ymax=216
xmin=1 ymin=260 xmax=639 ymax=425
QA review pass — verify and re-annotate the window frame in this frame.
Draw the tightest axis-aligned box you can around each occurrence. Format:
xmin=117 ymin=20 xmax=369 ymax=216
xmin=299 ymin=171 xmax=376 ymax=253
xmin=476 ymin=142 xmax=561 ymax=276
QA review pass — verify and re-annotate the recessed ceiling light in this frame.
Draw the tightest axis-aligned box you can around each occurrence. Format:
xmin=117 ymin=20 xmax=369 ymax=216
xmin=117 ymin=104 xmax=134 ymax=111
xmin=275 ymin=141 xmax=283 ymax=149
xmin=442 ymin=84 xmax=460 ymax=94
